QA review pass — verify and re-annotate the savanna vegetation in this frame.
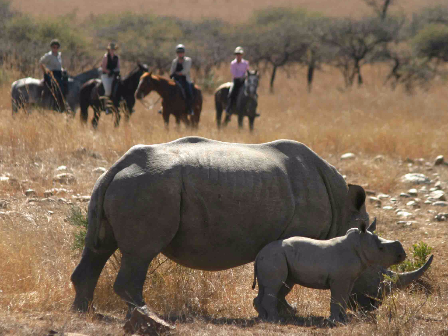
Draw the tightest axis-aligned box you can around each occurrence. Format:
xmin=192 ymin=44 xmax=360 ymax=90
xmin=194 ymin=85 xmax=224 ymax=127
xmin=1 ymin=0 xmax=448 ymax=335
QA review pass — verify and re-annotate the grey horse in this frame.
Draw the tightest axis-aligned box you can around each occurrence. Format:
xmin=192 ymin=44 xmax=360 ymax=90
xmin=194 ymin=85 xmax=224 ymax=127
xmin=215 ymin=70 xmax=259 ymax=131
xmin=11 ymin=68 xmax=100 ymax=114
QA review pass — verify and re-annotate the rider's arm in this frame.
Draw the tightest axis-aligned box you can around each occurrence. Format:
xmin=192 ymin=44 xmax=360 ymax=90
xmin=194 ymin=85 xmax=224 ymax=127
xmin=180 ymin=58 xmax=191 ymax=76
xmin=101 ymin=54 xmax=109 ymax=74
xmin=115 ymin=57 xmax=120 ymax=72
xmin=39 ymin=53 xmax=49 ymax=74
xmin=169 ymin=59 xmax=177 ymax=77
xmin=230 ymin=61 xmax=239 ymax=79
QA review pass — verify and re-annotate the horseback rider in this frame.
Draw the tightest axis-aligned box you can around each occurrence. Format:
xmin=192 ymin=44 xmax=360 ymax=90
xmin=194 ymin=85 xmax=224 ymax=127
xmin=39 ymin=39 xmax=68 ymax=110
xmin=170 ymin=44 xmax=194 ymax=115
xmin=101 ymin=42 xmax=120 ymax=114
xmin=226 ymin=46 xmax=249 ymax=116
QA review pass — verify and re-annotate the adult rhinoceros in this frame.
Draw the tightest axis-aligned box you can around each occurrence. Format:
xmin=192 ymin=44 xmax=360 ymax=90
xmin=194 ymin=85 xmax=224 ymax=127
xmin=71 ymin=136 xmax=430 ymax=320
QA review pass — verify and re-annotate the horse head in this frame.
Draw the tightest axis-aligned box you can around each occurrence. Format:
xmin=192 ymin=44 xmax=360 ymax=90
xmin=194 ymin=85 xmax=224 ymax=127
xmin=135 ymin=72 xmax=154 ymax=100
xmin=137 ymin=63 xmax=149 ymax=72
xmin=245 ymin=70 xmax=259 ymax=96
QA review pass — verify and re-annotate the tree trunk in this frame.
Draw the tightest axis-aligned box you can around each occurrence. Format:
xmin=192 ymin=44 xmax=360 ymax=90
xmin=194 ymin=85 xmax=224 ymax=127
xmin=307 ymin=63 xmax=315 ymax=93
xmin=270 ymin=65 xmax=277 ymax=93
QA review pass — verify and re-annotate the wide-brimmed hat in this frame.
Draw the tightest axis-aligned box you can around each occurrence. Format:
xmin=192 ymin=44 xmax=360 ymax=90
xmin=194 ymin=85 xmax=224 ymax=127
xmin=107 ymin=42 xmax=119 ymax=50
xmin=50 ymin=39 xmax=60 ymax=47
xmin=234 ymin=46 xmax=244 ymax=54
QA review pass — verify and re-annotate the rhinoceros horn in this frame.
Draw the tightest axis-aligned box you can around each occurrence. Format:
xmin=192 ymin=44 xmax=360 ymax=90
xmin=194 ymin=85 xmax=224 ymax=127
xmin=389 ymin=255 xmax=433 ymax=289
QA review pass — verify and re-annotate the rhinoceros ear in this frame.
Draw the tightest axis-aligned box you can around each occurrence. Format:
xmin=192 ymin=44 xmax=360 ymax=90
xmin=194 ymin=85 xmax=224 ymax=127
xmin=359 ymin=221 xmax=367 ymax=233
xmin=348 ymin=184 xmax=366 ymax=211
xmin=367 ymin=218 xmax=377 ymax=233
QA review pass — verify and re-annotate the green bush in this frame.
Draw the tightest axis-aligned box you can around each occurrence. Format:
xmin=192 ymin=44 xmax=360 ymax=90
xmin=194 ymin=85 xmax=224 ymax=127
xmin=412 ymin=23 xmax=448 ymax=61
xmin=67 ymin=206 xmax=88 ymax=251
xmin=392 ymin=242 xmax=433 ymax=272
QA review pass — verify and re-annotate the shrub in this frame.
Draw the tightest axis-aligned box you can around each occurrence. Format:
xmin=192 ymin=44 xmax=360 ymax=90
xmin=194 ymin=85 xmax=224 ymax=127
xmin=412 ymin=23 xmax=448 ymax=61
xmin=67 ymin=206 xmax=88 ymax=251
xmin=392 ymin=242 xmax=433 ymax=272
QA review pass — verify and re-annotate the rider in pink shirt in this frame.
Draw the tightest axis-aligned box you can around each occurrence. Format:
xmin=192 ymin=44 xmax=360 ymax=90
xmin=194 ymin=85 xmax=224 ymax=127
xmin=226 ymin=46 xmax=249 ymax=115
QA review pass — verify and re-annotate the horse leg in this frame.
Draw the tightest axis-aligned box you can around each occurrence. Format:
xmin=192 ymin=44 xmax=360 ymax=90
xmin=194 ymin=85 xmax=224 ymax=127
xmin=180 ymin=113 xmax=190 ymax=128
xmin=249 ymin=116 xmax=255 ymax=132
xmin=238 ymin=113 xmax=244 ymax=129
xmin=162 ymin=110 xmax=170 ymax=129
xmin=215 ymin=97 xmax=223 ymax=128
xmin=114 ymin=106 xmax=121 ymax=127
xmin=92 ymin=108 xmax=100 ymax=129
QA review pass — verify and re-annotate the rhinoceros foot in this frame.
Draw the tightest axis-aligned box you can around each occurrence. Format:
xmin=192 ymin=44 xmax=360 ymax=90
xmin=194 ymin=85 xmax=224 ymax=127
xmin=123 ymin=306 xmax=175 ymax=335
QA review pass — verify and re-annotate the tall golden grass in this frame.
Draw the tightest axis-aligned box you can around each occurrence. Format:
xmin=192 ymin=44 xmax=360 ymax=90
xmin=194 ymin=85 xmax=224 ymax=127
xmin=1 ymin=41 xmax=448 ymax=335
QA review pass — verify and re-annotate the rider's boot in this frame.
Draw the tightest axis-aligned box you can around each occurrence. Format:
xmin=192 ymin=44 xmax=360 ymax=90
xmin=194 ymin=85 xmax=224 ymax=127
xmin=105 ymin=95 xmax=112 ymax=115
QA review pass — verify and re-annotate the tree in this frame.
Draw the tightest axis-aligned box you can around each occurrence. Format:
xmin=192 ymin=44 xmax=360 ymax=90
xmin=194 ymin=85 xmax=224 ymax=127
xmin=363 ymin=0 xmax=396 ymax=21
xmin=242 ymin=8 xmax=316 ymax=92
xmin=321 ymin=17 xmax=401 ymax=87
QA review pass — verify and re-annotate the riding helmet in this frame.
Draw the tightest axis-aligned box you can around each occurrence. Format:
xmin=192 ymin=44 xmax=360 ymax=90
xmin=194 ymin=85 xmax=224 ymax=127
xmin=175 ymin=44 xmax=186 ymax=52
xmin=50 ymin=39 xmax=61 ymax=48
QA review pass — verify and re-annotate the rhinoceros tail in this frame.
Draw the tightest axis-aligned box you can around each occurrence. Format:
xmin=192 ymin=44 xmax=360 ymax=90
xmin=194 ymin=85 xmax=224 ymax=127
xmin=252 ymin=259 xmax=258 ymax=290
xmin=84 ymin=163 xmax=122 ymax=252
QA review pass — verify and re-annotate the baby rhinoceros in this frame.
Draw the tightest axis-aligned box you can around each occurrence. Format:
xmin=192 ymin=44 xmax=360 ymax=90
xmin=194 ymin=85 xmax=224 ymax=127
xmin=252 ymin=219 xmax=406 ymax=323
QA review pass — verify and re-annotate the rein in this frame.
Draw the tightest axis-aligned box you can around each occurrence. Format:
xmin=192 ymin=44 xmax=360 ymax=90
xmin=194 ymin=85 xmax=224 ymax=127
xmin=138 ymin=96 xmax=161 ymax=110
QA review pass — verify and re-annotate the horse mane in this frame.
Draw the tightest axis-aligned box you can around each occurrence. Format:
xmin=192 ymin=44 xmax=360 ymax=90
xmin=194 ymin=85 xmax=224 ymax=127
xmin=143 ymin=73 xmax=176 ymax=87
xmin=123 ymin=66 xmax=143 ymax=82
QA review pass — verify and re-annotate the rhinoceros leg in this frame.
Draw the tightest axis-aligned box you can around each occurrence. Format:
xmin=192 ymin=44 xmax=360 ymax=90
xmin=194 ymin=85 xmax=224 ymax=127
xmin=277 ymin=279 xmax=295 ymax=315
xmin=113 ymin=252 xmax=155 ymax=315
xmin=253 ymin=285 xmax=265 ymax=317
xmin=71 ymin=246 xmax=117 ymax=312
xmin=257 ymin=256 xmax=289 ymax=321
xmin=329 ymin=280 xmax=354 ymax=323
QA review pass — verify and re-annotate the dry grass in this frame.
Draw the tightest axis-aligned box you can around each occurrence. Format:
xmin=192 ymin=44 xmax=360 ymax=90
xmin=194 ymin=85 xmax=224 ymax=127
xmin=1 ymin=27 xmax=448 ymax=336
xmin=11 ymin=0 xmax=448 ymax=22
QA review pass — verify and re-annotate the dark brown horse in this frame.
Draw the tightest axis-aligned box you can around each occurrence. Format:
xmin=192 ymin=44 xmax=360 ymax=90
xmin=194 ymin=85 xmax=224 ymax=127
xmin=79 ymin=64 xmax=148 ymax=128
xmin=135 ymin=72 xmax=202 ymax=128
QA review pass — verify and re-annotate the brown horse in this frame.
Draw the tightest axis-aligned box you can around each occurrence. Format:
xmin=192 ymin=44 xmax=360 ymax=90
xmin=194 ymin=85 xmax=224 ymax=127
xmin=135 ymin=72 xmax=202 ymax=128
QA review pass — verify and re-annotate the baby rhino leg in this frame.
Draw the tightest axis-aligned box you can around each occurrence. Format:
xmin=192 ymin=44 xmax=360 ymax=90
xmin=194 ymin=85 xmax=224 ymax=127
xmin=256 ymin=251 xmax=289 ymax=321
xmin=329 ymin=280 xmax=353 ymax=323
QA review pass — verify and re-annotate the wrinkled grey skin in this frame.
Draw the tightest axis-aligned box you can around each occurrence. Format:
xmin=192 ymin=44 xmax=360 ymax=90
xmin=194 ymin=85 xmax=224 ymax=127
xmin=71 ymin=136 xmax=370 ymax=315
xmin=252 ymin=219 xmax=406 ymax=323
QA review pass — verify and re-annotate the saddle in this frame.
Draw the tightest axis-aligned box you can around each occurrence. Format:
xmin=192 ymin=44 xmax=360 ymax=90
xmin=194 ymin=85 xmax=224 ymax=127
xmin=174 ymin=80 xmax=195 ymax=101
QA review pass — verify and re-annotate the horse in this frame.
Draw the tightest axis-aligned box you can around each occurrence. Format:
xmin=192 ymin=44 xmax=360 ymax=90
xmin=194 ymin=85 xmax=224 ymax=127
xmin=135 ymin=72 xmax=202 ymax=128
xmin=79 ymin=64 xmax=148 ymax=128
xmin=11 ymin=68 xmax=100 ymax=114
xmin=214 ymin=70 xmax=259 ymax=131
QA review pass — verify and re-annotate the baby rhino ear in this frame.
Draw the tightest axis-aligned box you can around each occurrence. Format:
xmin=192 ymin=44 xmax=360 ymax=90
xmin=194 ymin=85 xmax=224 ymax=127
xmin=359 ymin=221 xmax=367 ymax=233
xmin=367 ymin=217 xmax=377 ymax=233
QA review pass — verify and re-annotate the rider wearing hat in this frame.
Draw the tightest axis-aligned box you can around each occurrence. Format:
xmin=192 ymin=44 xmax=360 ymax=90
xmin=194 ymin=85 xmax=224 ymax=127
xmin=39 ymin=39 xmax=67 ymax=108
xmin=226 ymin=46 xmax=249 ymax=115
xmin=101 ymin=42 xmax=120 ymax=99
xmin=170 ymin=44 xmax=194 ymax=115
